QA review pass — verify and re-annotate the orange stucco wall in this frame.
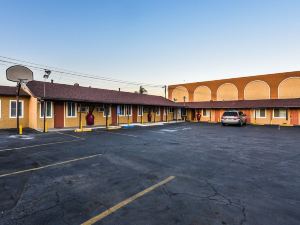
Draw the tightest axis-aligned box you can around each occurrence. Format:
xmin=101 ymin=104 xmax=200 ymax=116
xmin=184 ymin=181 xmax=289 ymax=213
xmin=169 ymin=71 xmax=300 ymax=101
xmin=186 ymin=108 xmax=300 ymax=126
xmin=0 ymin=96 xmax=30 ymax=129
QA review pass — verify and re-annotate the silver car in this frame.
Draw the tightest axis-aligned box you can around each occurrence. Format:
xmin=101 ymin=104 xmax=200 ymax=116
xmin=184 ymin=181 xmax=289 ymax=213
xmin=221 ymin=110 xmax=247 ymax=126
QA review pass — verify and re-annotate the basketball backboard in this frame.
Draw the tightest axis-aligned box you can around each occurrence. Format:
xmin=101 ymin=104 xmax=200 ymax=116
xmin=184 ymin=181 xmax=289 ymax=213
xmin=6 ymin=65 xmax=33 ymax=82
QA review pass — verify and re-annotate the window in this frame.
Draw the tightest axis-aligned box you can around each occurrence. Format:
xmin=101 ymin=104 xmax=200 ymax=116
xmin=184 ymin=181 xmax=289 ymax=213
xmin=103 ymin=106 xmax=111 ymax=117
xmin=156 ymin=107 xmax=160 ymax=116
xmin=163 ymin=107 xmax=167 ymax=115
xmin=255 ymin=109 xmax=266 ymax=118
xmin=78 ymin=106 xmax=89 ymax=112
xmin=222 ymin=111 xmax=238 ymax=117
xmin=66 ymin=102 xmax=77 ymax=117
xmin=40 ymin=101 xmax=52 ymax=118
xmin=169 ymin=108 xmax=174 ymax=113
xmin=138 ymin=106 xmax=143 ymax=116
xmin=118 ymin=105 xmax=131 ymax=116
xmin=273 ymin=109 xmax=287 ymax=119
xmin=118 ymin=105 xmax=125 ymax=116
xmin=125 ymin=105 xmax=132 ymax=116
xmin=96 ymin=104 xmax=105 ymax=112
xmin=202 ymin=109 xmax=210 ymax=117
xmin=143 ymin=107 xmax=149 ymax=113
xmin=10 ymin=100 xmax=24 ymax=118
xmin=182 ymin=108 xmax=187 ymax=116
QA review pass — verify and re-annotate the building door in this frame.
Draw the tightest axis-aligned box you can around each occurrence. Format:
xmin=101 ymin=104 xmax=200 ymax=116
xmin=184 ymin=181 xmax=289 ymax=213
xmin=191 ymin=109 xmax=195 ymax=121
xmin=160 ymin=107 xmax=164 ymax=121
xmin=290 ymin=109 xmax=299 ymax=125
xmin=54 ymin=102 xmax=64 ymax=128
xmin=111 ymin=105 xmax=117 ymax=125
xmin=243 ymin=109 xmax=251 ymax=124
xmin=215 ymin=110 xmax=220 ymax=123
xmin=132 ymin=105 xmax=137 ymax=123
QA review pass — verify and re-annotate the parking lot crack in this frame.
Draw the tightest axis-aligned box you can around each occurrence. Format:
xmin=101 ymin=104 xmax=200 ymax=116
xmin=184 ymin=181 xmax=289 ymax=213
xmin=239 ymin=205 xmax=247 ymax=225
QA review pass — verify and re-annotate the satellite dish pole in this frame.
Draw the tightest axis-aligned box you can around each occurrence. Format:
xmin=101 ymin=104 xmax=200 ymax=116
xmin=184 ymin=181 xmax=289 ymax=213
xmin=6 ymin=65 xmax=33 ymax=134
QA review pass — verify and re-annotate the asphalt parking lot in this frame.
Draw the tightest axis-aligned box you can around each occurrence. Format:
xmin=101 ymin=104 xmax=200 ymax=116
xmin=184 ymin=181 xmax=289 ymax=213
xmin=0 ymin=123 xmax=299 ymax=225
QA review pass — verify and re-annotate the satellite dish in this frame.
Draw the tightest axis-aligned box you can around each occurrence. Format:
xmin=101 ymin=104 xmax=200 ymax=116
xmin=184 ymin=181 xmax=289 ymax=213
xmin=6 ymin=65 xmax=33 ymax=83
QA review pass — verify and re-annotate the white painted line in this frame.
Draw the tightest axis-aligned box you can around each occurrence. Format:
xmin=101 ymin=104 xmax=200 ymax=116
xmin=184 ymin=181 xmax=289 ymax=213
xmin=149 ymin=131 xmax=165 ymax=134
xmin=0 ymin=153 xmax=102 ymax=178
xmin=56 ymin=131 xmax=84 ymax=139
xmin=96 ymin=130 xmax=138 ymax=138
xmin=0 ymin=140 xmax=81 ymax=153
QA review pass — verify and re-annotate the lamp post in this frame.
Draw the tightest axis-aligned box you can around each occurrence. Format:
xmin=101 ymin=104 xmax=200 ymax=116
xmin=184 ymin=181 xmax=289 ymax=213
xmin=43 ymin=70 xmax=51 ymax=132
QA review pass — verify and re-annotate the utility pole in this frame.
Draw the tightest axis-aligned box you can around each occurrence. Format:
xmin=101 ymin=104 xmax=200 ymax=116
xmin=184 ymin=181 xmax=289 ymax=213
xmin=43 ymin=70 xmax=51 ymax=132
xmin=164 ymin=85 xmax=167 ymax=99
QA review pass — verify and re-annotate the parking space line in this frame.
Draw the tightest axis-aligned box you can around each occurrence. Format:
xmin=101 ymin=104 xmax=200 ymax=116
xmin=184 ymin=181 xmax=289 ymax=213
xmin=56 ymin=131 xmax=83 ymax=139
xmin=81 ymin=176 xmax=175 ymax=225
xmin=96 ymin=130 xmax=138 ymax=138
xmin=0 ymin=153 xmax=102 ymax=178
xmin=0 ymin=140 xmax=81 ymax=153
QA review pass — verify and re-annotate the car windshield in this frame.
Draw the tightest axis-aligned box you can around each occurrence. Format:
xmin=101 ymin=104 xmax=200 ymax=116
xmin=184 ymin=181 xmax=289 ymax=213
xmin=223 ymin=112 xmax=238 ymax=117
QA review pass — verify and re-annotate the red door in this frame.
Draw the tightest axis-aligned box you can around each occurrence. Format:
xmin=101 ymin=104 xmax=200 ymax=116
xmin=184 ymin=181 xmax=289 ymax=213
xmin=111 ymin=105 xmax=117 ymax=126
xmin=132 ymin=105 xmax=137 ymax=123
xmin=290 ymin=109 xmax=299 ymax=125
xmin=54 ymin=102 xmax=64 ymax=128
xmin=160 ymin=107 xmax=164 ymax=121
xmin=243 ymin=109 xmax=251 ymax=124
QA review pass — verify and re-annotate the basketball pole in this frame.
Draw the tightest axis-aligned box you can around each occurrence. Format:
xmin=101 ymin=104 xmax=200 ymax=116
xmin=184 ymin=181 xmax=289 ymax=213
xmin=16 ymin=82 xmax=21 ymax=133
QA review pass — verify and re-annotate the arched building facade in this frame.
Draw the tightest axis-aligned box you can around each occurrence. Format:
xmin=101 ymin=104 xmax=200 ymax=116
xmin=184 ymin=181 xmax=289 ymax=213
xmin=168 ymin=71 xmax=300 ymax=126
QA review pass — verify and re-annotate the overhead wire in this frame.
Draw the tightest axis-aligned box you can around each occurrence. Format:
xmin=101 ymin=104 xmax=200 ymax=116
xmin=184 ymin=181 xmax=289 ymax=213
xmin=0 ymin=56 xmax=165 ymax=88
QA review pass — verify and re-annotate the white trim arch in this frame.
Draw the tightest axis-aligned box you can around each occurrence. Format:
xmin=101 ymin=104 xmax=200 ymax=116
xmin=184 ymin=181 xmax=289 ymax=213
xmin=193 ymin=85 xmax=211 ymax=101
xmin=278 ymin=77 xmax=300 ymax=99
xmin=216 ymin=83 xmax=238 ymax=101
xmin=244 ymin=80 xmax=270 ymax=100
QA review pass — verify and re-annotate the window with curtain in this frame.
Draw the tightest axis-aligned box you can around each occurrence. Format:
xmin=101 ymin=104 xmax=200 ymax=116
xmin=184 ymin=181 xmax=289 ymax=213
xmin=40 ymin=101 xmax=52 ymax=118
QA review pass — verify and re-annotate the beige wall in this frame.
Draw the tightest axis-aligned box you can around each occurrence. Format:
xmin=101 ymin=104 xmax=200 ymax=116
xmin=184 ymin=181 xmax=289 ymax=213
xmin=0 ymin=96 xmax=30 ymax=129
xmin=36 ymin=101 xmax=55 ymax=130
xmin=64 ymin=105 xmax=112 ymax=128
xmin=28 ymin=97 xmax=38 ymax=129
xmin=244 ymin=80 xmax=270 ymax=100
xmin=217 ymin=83 xmax=238 ymax=101
xmin=194 ymin=86 xmax=211 ymax=101
xmin=118 ymin=115 xmax=133 ymax=124
xmin=171 ymin=86 xmax=189 ymax=102
xmin=278 ymin=77 xmax=300 ymax=99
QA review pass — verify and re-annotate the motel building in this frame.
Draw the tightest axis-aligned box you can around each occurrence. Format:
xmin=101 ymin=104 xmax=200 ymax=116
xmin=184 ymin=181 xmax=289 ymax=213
xmin=0 ymin=81 xmax=181 ymax=131
xmin=169 ymin=71 xmax=300 ymax=126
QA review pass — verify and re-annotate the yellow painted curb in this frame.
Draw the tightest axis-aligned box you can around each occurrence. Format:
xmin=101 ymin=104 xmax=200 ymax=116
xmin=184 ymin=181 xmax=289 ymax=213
xmin=106 ymin=126 xmax=121 ymax=130
xmin=75 ymin=128 xmax=92 ymax=132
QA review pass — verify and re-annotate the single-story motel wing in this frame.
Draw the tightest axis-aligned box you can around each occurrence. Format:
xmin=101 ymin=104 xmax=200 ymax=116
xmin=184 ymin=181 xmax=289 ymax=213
xmin=0 ymin=80 xmax=181 ymax=130
xmin=1 ymin=70 xmax=300 ymax=130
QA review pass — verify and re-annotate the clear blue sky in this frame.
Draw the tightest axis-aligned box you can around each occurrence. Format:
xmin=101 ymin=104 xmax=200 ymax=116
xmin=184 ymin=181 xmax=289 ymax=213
xmin=0 ymin=0 xmax=300 ymax=94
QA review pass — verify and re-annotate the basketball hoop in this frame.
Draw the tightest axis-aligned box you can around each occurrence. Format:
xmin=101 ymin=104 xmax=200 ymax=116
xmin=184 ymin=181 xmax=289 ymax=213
xmin=6 ymin=65 xmax=33 ymax=133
